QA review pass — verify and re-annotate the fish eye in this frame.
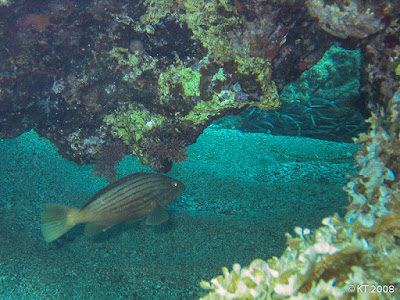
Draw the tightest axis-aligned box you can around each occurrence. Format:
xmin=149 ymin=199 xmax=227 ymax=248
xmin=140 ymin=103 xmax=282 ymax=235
xmin=173 ymin=182 xmax=178 ymax=187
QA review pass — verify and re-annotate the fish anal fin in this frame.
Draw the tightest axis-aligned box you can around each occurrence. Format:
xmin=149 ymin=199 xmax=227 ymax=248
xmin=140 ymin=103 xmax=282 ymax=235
xmin=84 ymin=222 xmax=115 ymax=235
xmin=145 ymin=204 xmax=169 ymax=226
xmin=125 ymin=217 xmax=145 ymax=225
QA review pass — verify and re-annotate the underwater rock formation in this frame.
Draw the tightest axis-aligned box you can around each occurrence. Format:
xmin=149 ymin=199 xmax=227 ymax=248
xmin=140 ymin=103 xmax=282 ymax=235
xmin=200 ymin=86 xmax=400 ymax=299
xmin=306 ymin=0 xmax=387 ymax=39
xmin=0 ymin=0 xmax=398 ymax=175
xmin=215 ymin=45 xmax=369 ymax=142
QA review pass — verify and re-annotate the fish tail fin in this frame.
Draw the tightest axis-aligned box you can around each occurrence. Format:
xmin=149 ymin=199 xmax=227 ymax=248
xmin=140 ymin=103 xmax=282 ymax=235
xmin=41 ymin=204 xmax=81 ymax=243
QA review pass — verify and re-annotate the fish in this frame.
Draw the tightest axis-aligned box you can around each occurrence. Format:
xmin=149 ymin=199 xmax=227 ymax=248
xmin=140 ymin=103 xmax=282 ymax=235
xmin=41 ymin=172 xmax=185 ymax=243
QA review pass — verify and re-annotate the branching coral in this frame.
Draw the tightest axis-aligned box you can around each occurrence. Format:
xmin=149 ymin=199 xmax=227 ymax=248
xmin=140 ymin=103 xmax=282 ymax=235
xmin=139 ymin=136 xmax=188 ymax=172
xmin=199 ymin=90 xmax=400 ymax=298
xmin=92 ymin=138 xmax=127 ymax=183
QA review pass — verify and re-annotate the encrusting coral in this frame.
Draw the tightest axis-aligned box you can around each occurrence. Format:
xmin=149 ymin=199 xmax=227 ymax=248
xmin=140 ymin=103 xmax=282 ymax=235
xmin=199 ymin=90 xmax=400 ymax=298
xmin=306 ymin=0 xmax=387 ymax=39
xmin=100 ymin=0 xmax=282 ymax=172
xmin=3 ymin=0 xmax=395 ymax=175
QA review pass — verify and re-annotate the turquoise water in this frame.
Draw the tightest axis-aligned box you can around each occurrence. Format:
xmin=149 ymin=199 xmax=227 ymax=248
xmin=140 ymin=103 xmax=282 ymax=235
xmin=0 ymin=0 xmax=387 ymax=298
xmin=0 ymin=128 xmax=358 ymax=299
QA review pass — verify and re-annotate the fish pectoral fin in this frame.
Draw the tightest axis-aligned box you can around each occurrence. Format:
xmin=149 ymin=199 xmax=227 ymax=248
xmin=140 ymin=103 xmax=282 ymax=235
xmin=145 ymin=204 xmax=169 ymax=226
xmin=84 ymin=222 xmax=116 ymax=235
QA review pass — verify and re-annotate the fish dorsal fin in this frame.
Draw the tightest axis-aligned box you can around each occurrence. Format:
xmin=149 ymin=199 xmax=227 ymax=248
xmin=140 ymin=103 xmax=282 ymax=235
xmin=84 ymin=222 xmax=115 ymax=235
xmin=80 ymin=173 xmax=148 ymax=210
xmin=145 ymin=203 xmax=169 ymax=225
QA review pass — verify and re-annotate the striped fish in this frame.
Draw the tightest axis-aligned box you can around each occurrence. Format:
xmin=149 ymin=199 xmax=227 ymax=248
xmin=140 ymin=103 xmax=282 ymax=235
xmin=41 ymin=172 xmax=185 ymax=243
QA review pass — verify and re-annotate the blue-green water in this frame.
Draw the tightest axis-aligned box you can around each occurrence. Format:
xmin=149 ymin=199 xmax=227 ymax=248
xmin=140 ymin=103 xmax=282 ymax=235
xmin=0 ymin=128 xmax=358 ymax=299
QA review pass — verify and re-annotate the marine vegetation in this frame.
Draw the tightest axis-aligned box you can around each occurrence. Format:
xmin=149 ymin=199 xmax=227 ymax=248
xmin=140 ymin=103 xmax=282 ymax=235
xmin=215 ymin=46 xmax=368 ymax=142
xmin=199 ymin=89 xmax=400 ymax=299
xmin=0 ymin=0 xmax=397 ymax=176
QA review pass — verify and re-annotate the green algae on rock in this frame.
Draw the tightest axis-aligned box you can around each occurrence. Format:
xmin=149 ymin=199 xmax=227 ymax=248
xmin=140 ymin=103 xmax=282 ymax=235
xmin=1 ymin=0 xmax=395 ymax=177
xmin=105 ymin=16 xmax=280 ymax=171
xmin=103 ymin=104 xmax=171 ymax=168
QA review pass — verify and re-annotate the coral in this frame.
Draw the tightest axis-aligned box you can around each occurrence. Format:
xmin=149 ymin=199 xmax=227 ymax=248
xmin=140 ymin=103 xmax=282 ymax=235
xmin=135 ymin=0 xmax=240 ymax=62
xmin=218 ymin=46 xmax=367 ymax=142
xmin=134 ymin=0 xmax=176 ymax=34
xmin=158 ymin=59 xmax=202 ymax=100
xmin=361 ymin=16 xmax=400 ymax=104
xmin=21 ymin=13 xmax=52 ymax=32
xmin=200 ymin=89 xmax=400 ymax=299
xmin=176 ymin=0 xmax=239 ymax=63
xmin=66 ymin=129 xmax=107 ymax=161
xmin=105 ymin=1 xmax=281 ymax=170
xmin=396 ymin=64 xmax=400 ymax=76
xmin=108 ymin=47 xmax=158 ymax=79
xmin=182 ymin=93 xmax=239 ymax=126
xmin=135 ymin=0 xmax=279 ymax=102
xmin=103 ymin=103 xmax=169 ymax=168
xmin=0 ymin=0 xmax=10 ymax=7
xmin=1 ymin=0 xmax=398 ymax=173
xmin=139 ymin=136 xmax=188 ymax=172
xmin=306 ymin=0 xmax=387 ymax=39
xmin=181 ymin=84 xmax=278 ymax=126
xmin=92 ymin=138 xmax=127 ymax=183
xmin=105 ymin=45 xmax=278 ymax=170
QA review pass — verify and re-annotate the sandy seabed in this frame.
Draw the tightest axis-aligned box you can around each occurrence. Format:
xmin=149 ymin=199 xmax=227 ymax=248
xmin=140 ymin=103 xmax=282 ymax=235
xmin=0 ymin=127 xmax=359 ymax=299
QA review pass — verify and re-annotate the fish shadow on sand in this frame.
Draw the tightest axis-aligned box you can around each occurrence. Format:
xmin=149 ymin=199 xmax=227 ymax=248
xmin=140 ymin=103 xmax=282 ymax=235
xmin=89 ymin=215 xmax=177 ymax=243
xmin=42 ymin=213 xmax=178 ymax=246
xmin=44 ymin=226 xmax=82 ymax=248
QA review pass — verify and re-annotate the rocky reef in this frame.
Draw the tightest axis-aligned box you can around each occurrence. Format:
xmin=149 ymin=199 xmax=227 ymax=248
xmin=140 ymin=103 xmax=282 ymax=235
xmin=1 ymin=1 xmax=400 ymax=298
xmin=0 ymin=0 xmax=399 ymax=178
xmin=200 ymin=86 xmax=400 ymax=299
xmin=214 ymin=45 xmax=369 ymax=142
